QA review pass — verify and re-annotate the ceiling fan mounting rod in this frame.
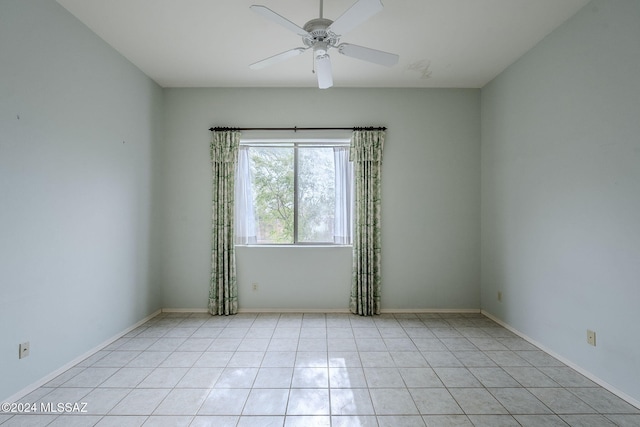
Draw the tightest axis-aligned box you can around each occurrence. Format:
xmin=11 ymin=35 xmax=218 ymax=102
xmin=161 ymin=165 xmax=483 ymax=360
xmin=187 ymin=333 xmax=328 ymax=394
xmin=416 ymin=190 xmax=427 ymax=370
xmin=319 ymin=0 xmax=323 ymax=19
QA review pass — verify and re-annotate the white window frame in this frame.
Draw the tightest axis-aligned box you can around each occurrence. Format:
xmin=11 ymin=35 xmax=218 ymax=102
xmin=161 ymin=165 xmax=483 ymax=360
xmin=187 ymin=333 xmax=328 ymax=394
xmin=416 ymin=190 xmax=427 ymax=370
xmin=237 ymin=136 xmax=353 ymax=246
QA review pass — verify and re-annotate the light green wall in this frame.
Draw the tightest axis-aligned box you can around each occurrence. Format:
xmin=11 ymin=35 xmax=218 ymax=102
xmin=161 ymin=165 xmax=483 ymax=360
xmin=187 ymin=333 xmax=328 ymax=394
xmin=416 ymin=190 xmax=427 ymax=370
xmin=0 ymin=1 xmax=163 ymax=399
xmin=481 ymin=0 xmax=640 ymax=403
xmin=160 ymin=88 xmax=481 ymax=311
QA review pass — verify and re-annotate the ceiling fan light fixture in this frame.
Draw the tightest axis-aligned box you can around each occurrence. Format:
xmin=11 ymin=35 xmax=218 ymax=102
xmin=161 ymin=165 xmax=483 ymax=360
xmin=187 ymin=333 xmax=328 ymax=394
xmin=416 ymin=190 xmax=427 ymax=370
xmin=313 ymin=41 xmax=329 ymax=58
xmin=315 ymin=54 xmax=333 ymax=89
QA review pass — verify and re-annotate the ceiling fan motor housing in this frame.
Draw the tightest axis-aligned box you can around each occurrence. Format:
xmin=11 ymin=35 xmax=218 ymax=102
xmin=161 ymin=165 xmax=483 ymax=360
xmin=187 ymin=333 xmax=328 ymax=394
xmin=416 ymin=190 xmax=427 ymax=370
xmin=303 ymin=18 xmax=339 ymax=53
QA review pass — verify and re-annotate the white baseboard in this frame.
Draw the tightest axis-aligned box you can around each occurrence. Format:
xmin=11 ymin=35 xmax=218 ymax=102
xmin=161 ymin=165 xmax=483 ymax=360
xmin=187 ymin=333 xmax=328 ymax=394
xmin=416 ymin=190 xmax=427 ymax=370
xmin=160 ymin=308 xmax=351 ymax=314
xmin=481 ymin=310 xmax=640 ymax=410
xmin=381 ymin=308 xmax=481 ymax=314
xmin=161 ymin=308 xmax=208 ymax=313
xmin=238 ymin=308 xmax=351 ymax=313
xmin=4 ymin=309 xmax=162 ymax=403
xmin=163 ymin=307 xmax=482 ymax=314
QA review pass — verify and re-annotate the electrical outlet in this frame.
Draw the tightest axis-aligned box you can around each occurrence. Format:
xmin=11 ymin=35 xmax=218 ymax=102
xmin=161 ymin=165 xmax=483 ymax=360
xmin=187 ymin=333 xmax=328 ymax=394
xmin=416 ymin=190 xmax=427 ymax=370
xmin=497 ymin=291 xmax=502 ymax=302
xmin=252 ymin=283 xmax=258 ymax=291
xmin=587 ymin=330 xmax=596 ymax=346
xmin=19 ymin=342 xmax=30 ymax=359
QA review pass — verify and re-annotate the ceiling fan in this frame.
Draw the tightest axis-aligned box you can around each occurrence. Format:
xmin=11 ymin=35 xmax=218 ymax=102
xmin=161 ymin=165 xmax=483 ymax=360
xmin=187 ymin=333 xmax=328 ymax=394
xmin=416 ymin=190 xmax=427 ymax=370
xmin=249 ymin=0 xmax=399 ymax=89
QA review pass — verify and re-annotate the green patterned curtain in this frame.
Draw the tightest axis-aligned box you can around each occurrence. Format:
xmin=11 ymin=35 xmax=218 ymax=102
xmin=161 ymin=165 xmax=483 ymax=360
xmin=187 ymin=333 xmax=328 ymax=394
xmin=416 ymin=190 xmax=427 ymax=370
xmin=349 ymin=130 xmax=385 ymax=316
xmin=209 ymin=130 xmax=240 ymax=315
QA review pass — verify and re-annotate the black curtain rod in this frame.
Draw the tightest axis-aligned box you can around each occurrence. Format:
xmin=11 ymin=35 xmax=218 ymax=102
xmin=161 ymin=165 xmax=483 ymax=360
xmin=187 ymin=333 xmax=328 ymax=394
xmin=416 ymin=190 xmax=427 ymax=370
xmin=209 ymin=126 xmax=386 ymax=132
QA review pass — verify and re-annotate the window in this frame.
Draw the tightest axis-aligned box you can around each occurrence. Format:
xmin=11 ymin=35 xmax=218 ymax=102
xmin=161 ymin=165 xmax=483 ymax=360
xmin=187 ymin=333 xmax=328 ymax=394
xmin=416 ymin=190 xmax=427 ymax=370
xmin=235 ymin=139 xmax=353 ymax=245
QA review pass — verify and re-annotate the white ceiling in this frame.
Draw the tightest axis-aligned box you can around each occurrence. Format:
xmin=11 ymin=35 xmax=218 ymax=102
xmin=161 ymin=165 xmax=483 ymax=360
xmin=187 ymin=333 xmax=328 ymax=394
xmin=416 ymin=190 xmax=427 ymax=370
xmin=57 ymin=0 xmax=589 ymax=89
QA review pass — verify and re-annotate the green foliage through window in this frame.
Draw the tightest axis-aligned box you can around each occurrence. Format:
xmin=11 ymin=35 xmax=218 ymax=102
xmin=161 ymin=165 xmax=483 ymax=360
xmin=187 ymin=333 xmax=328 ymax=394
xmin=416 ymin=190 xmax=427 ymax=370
xmin=246 ymin=144 xmax=339 ymax=244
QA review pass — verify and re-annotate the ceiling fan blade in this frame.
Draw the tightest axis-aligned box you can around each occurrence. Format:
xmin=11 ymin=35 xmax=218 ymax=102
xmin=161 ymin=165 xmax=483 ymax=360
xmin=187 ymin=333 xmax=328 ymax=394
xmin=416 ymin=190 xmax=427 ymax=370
xmin=250 ymin=47 xmax=308 ymax=70
xmin=315 ymin=55 xmax=333 ymax=89
xmin=250 ymin=5 xmax=310 ymax=37
xmin=327 ymin=0 xmax=383 ymax=37
xmin=338 ymin=43 xmax=399 ymax=67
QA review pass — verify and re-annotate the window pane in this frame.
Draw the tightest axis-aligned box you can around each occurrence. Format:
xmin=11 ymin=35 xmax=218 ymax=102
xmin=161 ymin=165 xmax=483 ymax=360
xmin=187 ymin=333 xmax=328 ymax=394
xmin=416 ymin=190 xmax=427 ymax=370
xmin=298 ymin=147 xmax=335 ymax=242
xmin=249 ymin=147 xmax=294 ymax=244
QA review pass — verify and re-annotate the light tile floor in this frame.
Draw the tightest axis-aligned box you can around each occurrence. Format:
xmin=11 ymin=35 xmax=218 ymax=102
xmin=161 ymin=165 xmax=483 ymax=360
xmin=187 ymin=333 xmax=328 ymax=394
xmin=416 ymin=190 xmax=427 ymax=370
xmin=2 ymin=312 xmax=639 ymax=426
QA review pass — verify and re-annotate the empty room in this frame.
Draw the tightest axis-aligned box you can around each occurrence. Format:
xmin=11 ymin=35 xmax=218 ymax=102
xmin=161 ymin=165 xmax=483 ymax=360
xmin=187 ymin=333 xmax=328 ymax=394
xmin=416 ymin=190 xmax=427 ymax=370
xmin=1 ymin=0 xmax=639 ymax=426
